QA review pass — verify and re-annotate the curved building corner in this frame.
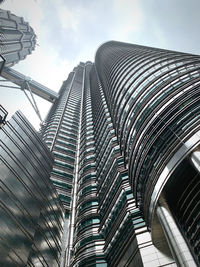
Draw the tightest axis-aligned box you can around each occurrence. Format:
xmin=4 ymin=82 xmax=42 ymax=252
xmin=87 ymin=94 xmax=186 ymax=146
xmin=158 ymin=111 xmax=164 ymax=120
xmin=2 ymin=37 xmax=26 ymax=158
xmin=95 ymin=41 xmax=200 ymax=266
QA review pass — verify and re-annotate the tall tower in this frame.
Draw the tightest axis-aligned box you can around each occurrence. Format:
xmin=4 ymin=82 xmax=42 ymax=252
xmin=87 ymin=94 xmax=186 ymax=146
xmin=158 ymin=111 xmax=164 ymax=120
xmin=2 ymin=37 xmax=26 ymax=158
xmin=0 ymin=8 xmax=36 ymax=67
xmin=95 ymin=41 xmax=200 ymax=266
xmin=41 ymin=41 xmax=200 ymax=266
xmin=41 ymin=62 xmax=106 ymax=266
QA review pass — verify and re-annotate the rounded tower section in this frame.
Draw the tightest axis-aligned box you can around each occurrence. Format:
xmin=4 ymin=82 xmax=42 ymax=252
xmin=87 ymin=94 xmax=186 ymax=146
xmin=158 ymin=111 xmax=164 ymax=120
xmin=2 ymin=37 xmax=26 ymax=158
xmin=0 ymin=8 xmax=36 ymax=67
xmin=95 ymin=41 xmax=200 ymax=265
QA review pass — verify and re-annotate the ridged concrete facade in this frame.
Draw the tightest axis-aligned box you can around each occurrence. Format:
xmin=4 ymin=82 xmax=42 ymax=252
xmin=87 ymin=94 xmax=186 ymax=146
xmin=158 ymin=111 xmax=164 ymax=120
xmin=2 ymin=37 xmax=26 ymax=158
xmin=40 ymin=41 xmax=200 ymax=266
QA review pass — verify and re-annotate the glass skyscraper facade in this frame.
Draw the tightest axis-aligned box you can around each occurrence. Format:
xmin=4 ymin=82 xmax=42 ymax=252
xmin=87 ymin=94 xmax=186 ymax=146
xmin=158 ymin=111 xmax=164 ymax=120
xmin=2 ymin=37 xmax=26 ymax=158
xmin=0 ymin=10 xmax=199 ymax=265
xmin=0 ymin=110 xmax=64 ymax=266
xmin=0 ymin=10 xmax=199 ymax=261
xmin=39 ymin=41 xmax=200 ymax=266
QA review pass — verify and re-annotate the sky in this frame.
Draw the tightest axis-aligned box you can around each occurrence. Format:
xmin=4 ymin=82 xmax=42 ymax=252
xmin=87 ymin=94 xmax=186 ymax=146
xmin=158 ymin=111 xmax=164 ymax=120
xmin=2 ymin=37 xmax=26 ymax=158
xmin=1 ymin=0 xmax=200 ymax=130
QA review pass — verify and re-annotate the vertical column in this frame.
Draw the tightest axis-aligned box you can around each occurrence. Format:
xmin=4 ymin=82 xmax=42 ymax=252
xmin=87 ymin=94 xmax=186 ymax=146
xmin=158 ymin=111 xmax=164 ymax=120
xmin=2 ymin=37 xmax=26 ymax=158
xmin=156 ymin=198 xmax=196 ymax=267
xmin=190 ymin=150 xmax=200 ymax=174
xmin=66 ymin=64 xmax=85 ymax=266
xmin=71 ymin=62 xmax=106 ymax=266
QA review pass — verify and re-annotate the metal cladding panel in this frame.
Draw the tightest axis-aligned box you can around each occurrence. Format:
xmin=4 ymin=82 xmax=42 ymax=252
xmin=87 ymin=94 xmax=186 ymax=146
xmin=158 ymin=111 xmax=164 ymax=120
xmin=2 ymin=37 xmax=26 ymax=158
xmin=95 ymin=41 xmax=200 ymax=212
xmin=93 ymin=41 xmax=200 ymax=265
xmin=0 ymin=8 xmax=36 ymax=67
xmin=0 ymin=111 xmax=64 ymax=266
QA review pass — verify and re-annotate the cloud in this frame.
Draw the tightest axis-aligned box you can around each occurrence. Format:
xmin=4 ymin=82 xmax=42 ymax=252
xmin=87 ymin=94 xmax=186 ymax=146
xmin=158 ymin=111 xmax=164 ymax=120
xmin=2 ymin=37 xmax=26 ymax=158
xmin=1 ymin=0 xmax=77 ymax=129
xmin=2 ymin=0 xmax=200 ymax=131
xmin=1 ymin=0 xmax=44 ymax=35
xmin=112 ymin=0 xmax=144 ymax=36
xmin=56 ymin=4 xmax=79 ymax=31
xmin=33 ymin=0 xmax=110 ymax=62
xmin=139 ymin=0 xmax=200 ymax=54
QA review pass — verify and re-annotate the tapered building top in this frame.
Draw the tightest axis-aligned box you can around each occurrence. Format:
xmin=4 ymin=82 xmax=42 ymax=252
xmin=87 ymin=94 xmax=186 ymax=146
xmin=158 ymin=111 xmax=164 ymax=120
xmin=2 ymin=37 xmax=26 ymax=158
xmin=0 ymin=8 xmax=36 ymax=67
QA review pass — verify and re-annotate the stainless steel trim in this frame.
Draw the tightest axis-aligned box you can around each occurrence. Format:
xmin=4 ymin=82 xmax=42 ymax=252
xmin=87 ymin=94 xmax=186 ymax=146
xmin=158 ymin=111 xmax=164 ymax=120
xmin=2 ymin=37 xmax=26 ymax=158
xmin=149 ymin=130 xmax=200 ymax=227
xmin=66 ymin=65 xmax=85 ymax=267
xmin=190 ymin=150 xmax=200 ymax=173
xmin=157 ymin=198 xmax=197 ymax=267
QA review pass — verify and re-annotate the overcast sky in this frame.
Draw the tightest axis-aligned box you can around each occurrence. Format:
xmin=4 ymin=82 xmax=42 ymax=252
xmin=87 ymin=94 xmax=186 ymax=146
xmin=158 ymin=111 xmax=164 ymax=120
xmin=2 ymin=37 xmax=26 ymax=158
xmin=1 ymin=0 xmax=200 ymax=130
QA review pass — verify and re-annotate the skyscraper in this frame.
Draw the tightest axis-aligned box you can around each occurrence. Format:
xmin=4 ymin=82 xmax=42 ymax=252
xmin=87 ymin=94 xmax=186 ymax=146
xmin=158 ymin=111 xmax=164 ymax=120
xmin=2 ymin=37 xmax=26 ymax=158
xmin=0 ymin=9 xmax=199 ymax=265
xmin=40 ymin=41 xmax=200 ymax=266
